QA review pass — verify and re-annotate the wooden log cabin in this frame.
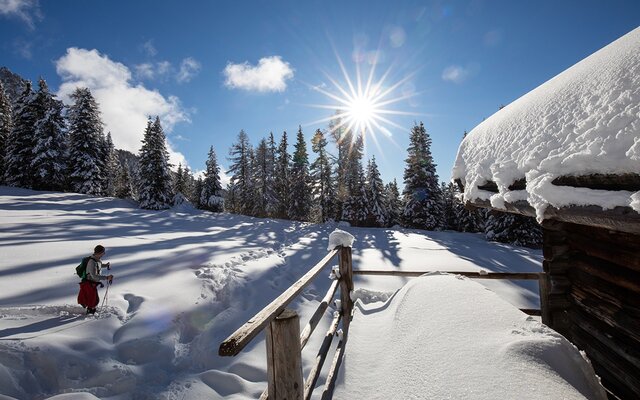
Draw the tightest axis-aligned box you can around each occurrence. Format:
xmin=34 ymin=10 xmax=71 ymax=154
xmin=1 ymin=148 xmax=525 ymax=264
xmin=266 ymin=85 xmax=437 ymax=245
xmin=452 ymin=27 xmax=640 ymax=400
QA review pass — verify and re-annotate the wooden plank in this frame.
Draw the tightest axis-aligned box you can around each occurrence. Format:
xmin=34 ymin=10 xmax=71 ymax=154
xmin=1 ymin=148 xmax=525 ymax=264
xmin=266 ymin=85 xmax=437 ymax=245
xmin=566 ymin=228 xmax=640 ymax=272
xmin=552 ymin=173 xmax=640 ymax=192
xmin=266 ymin=309 xmax=303 ymax=400
xmin=320 ymin=338 xmax=347 ymax=400
xmin=538 ymin=272 xmax=551 ymax=325
xmin=339 ymin=247 xmax=354 ymax=336
xmin=352 ymin=270 xmax=541 ymax=280
xmin=303 ymin=313 xmax=341 ymax=400
xmin=470 ymin=199 xmax=640 ymax=235
xmin=300 ymin=279 xmax=339 ymax=350
xmin=219 ymin=248 xmax=339 ymax=356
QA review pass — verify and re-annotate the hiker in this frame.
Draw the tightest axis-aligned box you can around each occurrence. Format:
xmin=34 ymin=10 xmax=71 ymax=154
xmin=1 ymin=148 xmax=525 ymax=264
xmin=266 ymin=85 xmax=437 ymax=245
xmin=77 ymin=245 xmax=114 ymax=314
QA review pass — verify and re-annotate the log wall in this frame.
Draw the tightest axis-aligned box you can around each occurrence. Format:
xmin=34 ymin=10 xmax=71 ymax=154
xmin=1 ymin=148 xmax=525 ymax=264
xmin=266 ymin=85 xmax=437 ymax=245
xmin=543 ymin=221 xmax=640 ymax=400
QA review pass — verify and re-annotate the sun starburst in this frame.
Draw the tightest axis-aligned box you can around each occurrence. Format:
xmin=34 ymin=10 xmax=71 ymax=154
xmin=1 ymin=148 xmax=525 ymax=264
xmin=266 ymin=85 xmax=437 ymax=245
xmin=305 ymin=49 xmax=422 ymax=155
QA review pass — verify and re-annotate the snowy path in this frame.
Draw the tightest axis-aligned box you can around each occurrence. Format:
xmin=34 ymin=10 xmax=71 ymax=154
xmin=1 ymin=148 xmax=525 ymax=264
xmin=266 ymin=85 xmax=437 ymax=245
xmin=0 ymin=187 xmax=543 ymax=399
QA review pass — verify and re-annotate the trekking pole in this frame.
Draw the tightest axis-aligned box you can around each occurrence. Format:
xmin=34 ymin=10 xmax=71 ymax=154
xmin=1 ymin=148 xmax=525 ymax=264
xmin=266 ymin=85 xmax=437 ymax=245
xmin=98 ymin=281 xmax=111 ymax=316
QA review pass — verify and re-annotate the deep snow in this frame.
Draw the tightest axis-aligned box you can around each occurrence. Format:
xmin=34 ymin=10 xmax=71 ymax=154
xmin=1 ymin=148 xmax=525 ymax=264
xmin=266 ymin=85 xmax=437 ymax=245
xmin=452 ymin=27 xmax=640 ymax=220
xmin=0 ymin=187 xmax=601 ymax=399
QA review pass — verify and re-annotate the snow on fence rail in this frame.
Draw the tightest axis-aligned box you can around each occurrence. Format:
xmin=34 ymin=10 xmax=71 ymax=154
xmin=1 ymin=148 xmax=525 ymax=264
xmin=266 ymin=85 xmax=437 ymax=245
xmin=218 ymin=246 xmax=353 ymax=400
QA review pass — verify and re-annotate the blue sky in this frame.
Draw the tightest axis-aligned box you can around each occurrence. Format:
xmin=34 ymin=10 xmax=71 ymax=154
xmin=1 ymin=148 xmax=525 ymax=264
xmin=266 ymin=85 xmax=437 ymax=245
xmin=1 ymin=0 xmax=639 ymax=186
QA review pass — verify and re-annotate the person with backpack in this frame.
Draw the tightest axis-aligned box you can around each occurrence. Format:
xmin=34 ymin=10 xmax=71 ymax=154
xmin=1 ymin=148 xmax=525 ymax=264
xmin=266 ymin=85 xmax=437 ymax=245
xmin=77 ymin=245 xmax=114 ymax=314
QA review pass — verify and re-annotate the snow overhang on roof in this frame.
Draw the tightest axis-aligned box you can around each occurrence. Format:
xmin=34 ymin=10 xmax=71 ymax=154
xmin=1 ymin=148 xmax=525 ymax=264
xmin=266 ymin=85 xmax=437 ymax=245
xmin=452 ymin=27 xmax=640 ymax=234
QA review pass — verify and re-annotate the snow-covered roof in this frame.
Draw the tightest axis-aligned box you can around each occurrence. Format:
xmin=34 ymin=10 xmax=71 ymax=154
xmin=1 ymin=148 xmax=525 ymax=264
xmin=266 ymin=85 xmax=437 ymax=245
xmin=452 ymin=27 xmax=640 ymax=221
xmin=334 ymin=273 xmax=606 ymax=399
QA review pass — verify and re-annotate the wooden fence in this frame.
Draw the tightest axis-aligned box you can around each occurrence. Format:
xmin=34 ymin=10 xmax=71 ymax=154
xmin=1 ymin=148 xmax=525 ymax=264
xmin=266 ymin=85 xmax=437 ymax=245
xmin=218 ymin=246 xmax=547 ymax=400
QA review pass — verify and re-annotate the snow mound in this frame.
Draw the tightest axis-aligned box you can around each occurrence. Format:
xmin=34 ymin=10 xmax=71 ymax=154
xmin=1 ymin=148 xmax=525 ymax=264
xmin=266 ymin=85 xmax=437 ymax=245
xmin=334 ymin=274 xmax=606 ymax=400
xmin=452 ymin=27 xmax=640 ymax=218
xmin=327 ymin=229 xmax=355 ymax=250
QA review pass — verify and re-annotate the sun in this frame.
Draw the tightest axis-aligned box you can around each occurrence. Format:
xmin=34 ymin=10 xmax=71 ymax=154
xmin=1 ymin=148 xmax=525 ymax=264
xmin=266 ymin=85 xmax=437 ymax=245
xmin=305 ymin=50 xmax=420 ymax=153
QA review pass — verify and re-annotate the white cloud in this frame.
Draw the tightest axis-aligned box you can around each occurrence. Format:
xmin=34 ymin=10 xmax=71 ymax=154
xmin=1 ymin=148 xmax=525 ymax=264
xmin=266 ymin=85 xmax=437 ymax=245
xmin=442 ymin=65 xmax=469 ymax=84
xmin=141 ymin=40 xmax=157 ymax=57
xmin=134 ymin=61 xmax=172 ymax=80
xmin=55 ymin=48 xmax=190 ymax=169
xmin=0 ymin=0 xmax=41 ymax=29
xmin=177 ymin=57 xmax=201 ymax=83
xmin=224 ymin=56 xmax=294 ymax=92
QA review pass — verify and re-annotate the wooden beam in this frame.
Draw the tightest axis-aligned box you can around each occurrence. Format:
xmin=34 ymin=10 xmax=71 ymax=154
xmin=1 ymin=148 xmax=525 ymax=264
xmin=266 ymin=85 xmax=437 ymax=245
xmin=352 ymin=270 xmax=541 ymax=280
xmin=339 ymin=247 xmax=354 ymax=337
xmin=320 ymin=337 xmax=347 ymax=400
xmin=538 ymin=272 xmax=551 ymax=325
xmin=300 ymin=279 xmax=339 ymax=350
xmin=219 ymin=248 xmax=339 ymax=356
xmin=303 ymin=313 xmax=341 ymax=400
xmin=469 ymin=199 xmax=640 ymax=235
xmin=266 ymin=309 xmax=303 ymax=400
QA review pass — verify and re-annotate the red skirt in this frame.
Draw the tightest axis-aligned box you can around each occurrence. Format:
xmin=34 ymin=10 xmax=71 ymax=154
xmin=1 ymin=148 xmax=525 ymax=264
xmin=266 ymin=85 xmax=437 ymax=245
xmin=77 ymin=281 xmax=99 ymax=308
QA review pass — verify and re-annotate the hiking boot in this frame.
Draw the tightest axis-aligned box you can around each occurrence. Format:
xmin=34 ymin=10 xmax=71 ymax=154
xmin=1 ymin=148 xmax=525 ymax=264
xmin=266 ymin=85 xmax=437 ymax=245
xmin=87 ymin=308 xmax=96 ymax=314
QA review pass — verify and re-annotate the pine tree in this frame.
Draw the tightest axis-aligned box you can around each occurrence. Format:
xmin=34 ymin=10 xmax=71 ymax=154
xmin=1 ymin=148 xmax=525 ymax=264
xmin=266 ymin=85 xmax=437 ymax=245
xmin=330 ymin=113 xmax=351 ymax=220
xmin=227 ymin=130 xmax=253 ymax=215
xmin=454 ymin=187 xmax=484 ymax=233
xmin=288 ymin=126 xmax=312 ymax=221
xmin=441 ymin=182 xmax=458 ymax=230
xmin=485 ymin=211 xmax=542 ymax=247
xmin=365 ymin=156 xmax=388 ymax=227
xmin=114 ymin=162 xmax=133 ymax=199
xmin=67 ymin=87 xmax=105 ymax=195
xmin=138 ymin=117 xmax=173 ymax=210
xmin=310 ymin=128 xmax=335 ymax=223
xmin=253 ymin=138 xmax=276 ymax=217
xmin=100 ymin=132 xmax=118 ymax=196
xmin=340 ymin=133 xmax=367 ymax=225
xmin=30 ymin=78 xmax=68 ymax=191
xmin=0 ymin=81 xmax=12 ymax=184
xmin=5 ymin=81 xmax=37 ymax=188
xmin=274 ymin=131 xmax=291 ymax=219
xmin=385 ymin=179 xmax=402 ymax=227
xmin=192 ymin=177 xmax=204 ymax=208
xmin=265 ymin=132 xmax=279 ymax=217
xmin=201 ymin=146 xmax=224 ymax=212
xmin=342 ymin=159 xmax=368 ymax=226
xmin=402 ymin=122 xmax=444 ymax=230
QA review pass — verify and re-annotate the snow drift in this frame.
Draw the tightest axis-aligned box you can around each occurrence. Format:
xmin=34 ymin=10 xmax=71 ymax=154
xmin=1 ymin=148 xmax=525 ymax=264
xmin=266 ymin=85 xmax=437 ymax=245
xmin=334 ymin=273 xmax=606 ymax=400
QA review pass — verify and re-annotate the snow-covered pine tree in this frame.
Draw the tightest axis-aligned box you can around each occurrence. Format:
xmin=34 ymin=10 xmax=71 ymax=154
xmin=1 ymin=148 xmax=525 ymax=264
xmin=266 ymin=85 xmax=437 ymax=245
xmin=273 ymin=131 xmax=291 ymax=219
xmin=138 ymin=117 xmax=173 ymax=210
xmin=0 ymin=80 xmax=14 ymax=184
xmin=227 ymin=130 xmax=253 ymax=215
xmin=67 ymin=87 xmax=105 ymax=195
xmin=329 ymin=113 xmax=350 ymax=221
xmin=114 ymin=162 xmax=133 ymax=199
xmin=182 ymin=165 xmax=195 ymax=201
xmin=192 ymin=176 xmax=203 ymax=208
xmin=341 ymin=157 xmax=368 ymax=226
xmin=365 ymin=156 xmax=388 ymax=227
xmin=265 ymin=132 xmax=279 ymax=217
xmin=441 ymin=182 xmax=458 ymax=230
xmin=201 ymin=146 xmax=224 ymax=212
xmin=5 ymin=81 xmax=37 ymax=188
xmin=454 ymin=186 xmax=484 ymax=233
xmin=288 ymin=126 xmax=312 ymax=221
xmin=485 ymin=211 xmax=542 ymax=247
xmin=401 ymin=122 xmax=444 ymax=230
xmin=172 ymin=163 xmax=188 ymax=205
xmin=385 ymin=179 xmax=402 ymax=227
xmin=253 ymin=138 xmax=277 ymax=217
xmin=31 ymin=78 xmax=68 ymax=191
xmin=100 ymin=132 xmax=118 ymax=196
xmin=310 ymin=128 xmax=335 ymax=223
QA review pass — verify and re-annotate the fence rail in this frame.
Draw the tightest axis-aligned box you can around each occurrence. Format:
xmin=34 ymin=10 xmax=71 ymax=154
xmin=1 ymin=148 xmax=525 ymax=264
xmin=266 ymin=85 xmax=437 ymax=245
xmin=218 ymin=249 xmax=548 ymax=399
xmin=219 ymin=246 xmax=353 ymax=400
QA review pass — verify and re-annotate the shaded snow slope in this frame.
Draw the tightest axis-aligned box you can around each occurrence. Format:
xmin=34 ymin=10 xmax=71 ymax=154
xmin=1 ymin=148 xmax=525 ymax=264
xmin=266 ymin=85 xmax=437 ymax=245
xmin=334 ymin=274 xmax=606 ymax=400
xmin=0 ymin=187 xmax=542 ymax=399
xmin=452 ymin=27 xmax=640 ymax=219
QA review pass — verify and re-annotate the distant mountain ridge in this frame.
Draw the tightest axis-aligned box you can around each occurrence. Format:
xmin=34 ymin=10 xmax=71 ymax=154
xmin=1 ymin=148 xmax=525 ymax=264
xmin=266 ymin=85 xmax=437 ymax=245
xmin=0 ymin=66 xmax=28 ymax=107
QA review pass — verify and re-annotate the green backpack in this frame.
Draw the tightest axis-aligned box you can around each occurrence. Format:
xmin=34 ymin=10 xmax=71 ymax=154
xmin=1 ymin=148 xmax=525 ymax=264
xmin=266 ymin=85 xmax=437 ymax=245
xmin=75 ymin=256 xmax=93 ymax=280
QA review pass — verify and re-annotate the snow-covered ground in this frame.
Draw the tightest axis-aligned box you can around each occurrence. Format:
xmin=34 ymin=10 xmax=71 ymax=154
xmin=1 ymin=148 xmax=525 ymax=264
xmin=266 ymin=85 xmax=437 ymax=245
xmin=0 ymin=187 xmax=601 ymax=399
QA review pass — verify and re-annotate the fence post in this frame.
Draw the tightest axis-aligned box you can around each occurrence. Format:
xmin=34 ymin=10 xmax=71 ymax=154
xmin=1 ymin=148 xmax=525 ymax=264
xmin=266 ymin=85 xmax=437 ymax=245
xmin=339 ymin=246 xmax=354 ymax=336
xmin=266 ymin=309 xmax=303 ymax=400
xmin=539 ymin=272 xmax=551 ymax=325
